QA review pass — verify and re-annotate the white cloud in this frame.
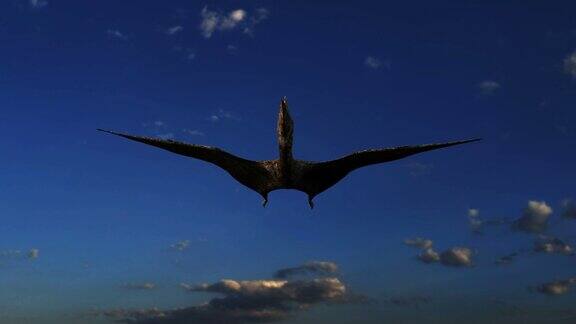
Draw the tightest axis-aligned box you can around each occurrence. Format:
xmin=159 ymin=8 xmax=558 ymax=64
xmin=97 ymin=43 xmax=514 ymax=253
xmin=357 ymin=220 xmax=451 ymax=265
xmin=440 ymin=247 xmax=474 ymax=267
xmin=166 ymin=25 xmax=183 ymax=36
xmin=536 ymin=278 xmax=576 ymax=295
xmin=514 ymin=200 xmax=552 ymax=233
xmin=221 ymin=9 xmax=246 ymax=30
xmin=478 ymin=80 xmax=500 ymax=95
xmin=30 ymin=0 xmax=48 ymax=9
xmin=418 ymin=248 xmax=440 ymax=263
xmin=467 ymin=208 xmax=482 ymax=233
xmin=200 ymin=7 xmax=268 ymax=39
xmin=564 ymin=51 xmax=576 ymax=77
xmin=107 ymin=29 xmax=127 ymax=40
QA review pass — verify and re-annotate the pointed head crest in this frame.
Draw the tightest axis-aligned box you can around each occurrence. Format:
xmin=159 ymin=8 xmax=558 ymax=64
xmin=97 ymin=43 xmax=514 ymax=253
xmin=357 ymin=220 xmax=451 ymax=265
xmin=277 ymin=96 xmax=293 ymax=159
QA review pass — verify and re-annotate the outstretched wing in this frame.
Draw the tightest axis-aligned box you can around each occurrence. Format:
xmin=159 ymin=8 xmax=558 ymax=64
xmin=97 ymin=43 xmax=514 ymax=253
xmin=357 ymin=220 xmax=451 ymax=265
xmin=98 ymin=129 xmax=274 ymax=196
xmin=297 ymin=139 xmax=480 ymax=197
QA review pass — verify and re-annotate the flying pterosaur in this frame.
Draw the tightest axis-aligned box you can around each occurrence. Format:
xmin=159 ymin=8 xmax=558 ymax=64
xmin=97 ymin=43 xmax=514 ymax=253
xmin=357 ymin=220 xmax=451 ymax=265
xmin=99 ymin=98 xmax=479 ymax=208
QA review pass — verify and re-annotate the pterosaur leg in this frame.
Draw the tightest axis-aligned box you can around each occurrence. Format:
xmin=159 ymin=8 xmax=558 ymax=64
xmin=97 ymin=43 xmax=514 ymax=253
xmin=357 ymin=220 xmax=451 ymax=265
xmin=308 ymin=196 xmax=315 ymax=209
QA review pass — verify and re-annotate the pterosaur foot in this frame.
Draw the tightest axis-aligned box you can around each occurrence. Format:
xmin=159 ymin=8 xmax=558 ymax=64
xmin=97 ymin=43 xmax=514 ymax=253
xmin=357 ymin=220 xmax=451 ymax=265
xmin=308 ymin=196 xmax=315 ymax=209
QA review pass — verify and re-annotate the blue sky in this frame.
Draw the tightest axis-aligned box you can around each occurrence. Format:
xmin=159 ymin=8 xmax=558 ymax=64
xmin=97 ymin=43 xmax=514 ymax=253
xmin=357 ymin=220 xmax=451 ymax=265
xmin=1 ymin=0 xmax=576 ymax=323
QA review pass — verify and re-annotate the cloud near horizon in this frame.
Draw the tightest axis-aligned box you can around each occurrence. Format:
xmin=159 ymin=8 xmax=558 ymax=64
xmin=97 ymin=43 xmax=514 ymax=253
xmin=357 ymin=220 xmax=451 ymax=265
xmin=121 ymin=282 xmax=156 ymax=290
xmin=99 ymin=262 xmax=366 ymax=323
xmin=536 ymin=278 xmax=576 ymax=296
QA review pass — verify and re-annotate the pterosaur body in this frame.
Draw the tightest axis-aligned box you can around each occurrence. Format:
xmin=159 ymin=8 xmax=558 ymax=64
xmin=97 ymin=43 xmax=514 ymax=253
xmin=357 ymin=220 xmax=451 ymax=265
xmin=99 ymin=98 xmax=479 ymax=208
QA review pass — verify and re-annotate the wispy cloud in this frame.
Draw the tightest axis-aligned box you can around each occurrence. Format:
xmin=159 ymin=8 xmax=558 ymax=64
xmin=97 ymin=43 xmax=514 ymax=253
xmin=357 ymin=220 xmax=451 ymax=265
xmin=170 ymin=240 xmax=190 ymax=252
xmin=533 ymin=235 xmax=573 ymax=255
xmin=200 ymin=7 xmax=269 ymax=39
xmin=121 ymin=282 xmax=156 ymax=290
xmin=166 ymin=25 xmax=183 ymax=36
xmin=208 ymin=109 xmax=240 ymax=122
xmin=562 ymin=199 xmax=576 ymax=219
xmin=563 ymin=51 xmax=576 ymax=77
xmin=466 ymin=208 xmax=510 ymax=234
xmin=468 ymin=208 xmax=483 ymax=233
xmin=494 ymin=252 xmax=520 ymax=265
xmin=404 ymin=237 xmax=433 ymax=250
xmin=535 ymin=278 xmax=576 ymax=295
xmin=107 ymin=29 xmax=127 ymax=40
xmin=406 ymin=162 xmax=433 ymax=176
xmin=143 ymin=120 xmax=178 ymax=140
xmin=478 ymin=80 xmax=500 ymax=95
xmin=364 ymin=56 xmax=380 ymax=69
xmin=0 ymin=248 xmax=39 ymax=260
xmin=274 ymin=261 xmax=338 ymax=279
xmin=182 ymin=129 xmax=205 ymax=137
xmin=173 ymin=46 xmax=196 ymax=61
xmin=157 ymin=133 xmax=175 ymax=140
xmin=29 ymin=0 xmax=47 ymax=9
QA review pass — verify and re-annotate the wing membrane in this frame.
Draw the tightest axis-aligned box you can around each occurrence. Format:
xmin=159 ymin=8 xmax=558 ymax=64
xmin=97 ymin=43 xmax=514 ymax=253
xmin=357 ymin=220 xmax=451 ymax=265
xmin=298 ymin=139 xmax=480 ymax=197
xmin=98 ymin=129 xmax=273 ymax=195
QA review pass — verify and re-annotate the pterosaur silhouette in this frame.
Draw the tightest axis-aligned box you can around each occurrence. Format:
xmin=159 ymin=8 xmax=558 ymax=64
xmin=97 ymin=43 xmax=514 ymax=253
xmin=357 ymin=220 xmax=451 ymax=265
xmin=99 ymin=98 xmax=479 ymax=208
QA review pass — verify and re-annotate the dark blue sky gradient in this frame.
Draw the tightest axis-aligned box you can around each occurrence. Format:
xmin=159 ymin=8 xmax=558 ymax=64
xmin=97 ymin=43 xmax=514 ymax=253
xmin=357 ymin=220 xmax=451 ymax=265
xmin=1 ymin=1 xmax=576 ymax=323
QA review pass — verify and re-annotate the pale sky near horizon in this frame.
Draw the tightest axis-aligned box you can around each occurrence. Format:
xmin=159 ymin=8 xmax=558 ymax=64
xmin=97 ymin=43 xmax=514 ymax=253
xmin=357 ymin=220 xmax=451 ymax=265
xmin=1 ymin=1 xmax=576 ymax=323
